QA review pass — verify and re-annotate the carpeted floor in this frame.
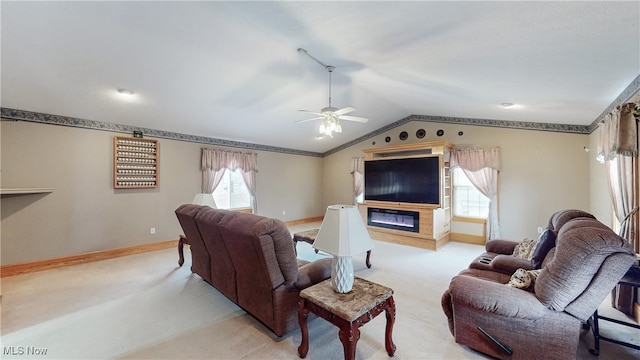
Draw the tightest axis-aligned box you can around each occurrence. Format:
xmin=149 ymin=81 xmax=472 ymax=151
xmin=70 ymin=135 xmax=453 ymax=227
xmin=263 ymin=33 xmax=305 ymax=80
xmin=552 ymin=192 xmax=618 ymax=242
xmin=1 ymin=222 xmax=638 ymax=359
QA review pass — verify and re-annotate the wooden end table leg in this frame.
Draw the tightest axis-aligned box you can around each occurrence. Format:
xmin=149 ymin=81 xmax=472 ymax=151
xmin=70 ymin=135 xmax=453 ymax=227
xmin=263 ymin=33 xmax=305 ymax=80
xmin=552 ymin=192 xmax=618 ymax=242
xmin=178 ymin=235 xmax=187 ymax=267
xmin=385 ymin=296 xmax=397 ymax=356
xmin=338 ymin=326 xmax=360 ymax=360
xmin=365 ymin=250 xmax=372 ymax=268
xmin=298 ymin=299 xmax=310 ymax=358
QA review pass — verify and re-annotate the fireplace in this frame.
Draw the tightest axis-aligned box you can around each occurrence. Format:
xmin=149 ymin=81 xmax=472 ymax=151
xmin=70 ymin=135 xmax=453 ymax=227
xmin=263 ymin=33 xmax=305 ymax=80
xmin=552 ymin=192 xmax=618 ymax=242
xmin=367 ymin=207 xmax=419 ymax=233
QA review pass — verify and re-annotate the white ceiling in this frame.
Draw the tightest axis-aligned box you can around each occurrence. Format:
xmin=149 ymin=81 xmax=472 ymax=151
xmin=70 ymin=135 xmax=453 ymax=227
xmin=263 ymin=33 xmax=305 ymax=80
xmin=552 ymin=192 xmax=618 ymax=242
xmin=2 ymin=1 xmax=639 ymax=154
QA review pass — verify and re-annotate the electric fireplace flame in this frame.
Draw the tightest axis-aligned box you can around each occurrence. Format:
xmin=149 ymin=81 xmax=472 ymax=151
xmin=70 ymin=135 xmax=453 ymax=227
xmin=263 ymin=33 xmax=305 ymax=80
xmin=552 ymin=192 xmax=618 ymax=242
xmin=367 ymin=208 xmax=419 ymax=233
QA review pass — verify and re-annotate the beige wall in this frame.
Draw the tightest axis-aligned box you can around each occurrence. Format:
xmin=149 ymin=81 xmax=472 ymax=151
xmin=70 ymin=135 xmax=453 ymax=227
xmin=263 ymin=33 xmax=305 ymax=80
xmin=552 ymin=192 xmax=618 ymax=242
xmin=588 ymin=130 xmax=614 ymax=226
xmin=1 ymin=118 xmax=612 ymax=265
xmin=322 ymin=120 xmax=593 ymax=241
xmin=1 ymin=121 xmax=323 ymax=265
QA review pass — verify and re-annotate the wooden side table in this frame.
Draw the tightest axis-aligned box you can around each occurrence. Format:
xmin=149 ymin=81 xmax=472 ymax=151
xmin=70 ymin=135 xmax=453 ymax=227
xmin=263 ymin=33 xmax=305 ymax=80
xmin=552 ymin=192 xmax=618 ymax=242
xmin=297 ymin=277 xmax=396 ymax=360
xmin=293 ymin=229 xmax=372 ymax=268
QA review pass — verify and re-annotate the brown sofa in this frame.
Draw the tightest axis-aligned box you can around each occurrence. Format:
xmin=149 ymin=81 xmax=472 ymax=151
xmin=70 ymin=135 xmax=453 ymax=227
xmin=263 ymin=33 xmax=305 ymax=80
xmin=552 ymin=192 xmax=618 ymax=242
xmin=441 ymin=209 xmax=636 ymax=360
xmin=175 ymin=204 xmax=332 ymax=336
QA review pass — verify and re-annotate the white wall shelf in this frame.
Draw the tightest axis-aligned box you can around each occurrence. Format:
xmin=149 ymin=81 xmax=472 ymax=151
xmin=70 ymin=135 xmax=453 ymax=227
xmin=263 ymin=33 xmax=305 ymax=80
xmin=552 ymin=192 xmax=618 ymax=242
xmin=0 ymin=188 xmax=54 ymax=195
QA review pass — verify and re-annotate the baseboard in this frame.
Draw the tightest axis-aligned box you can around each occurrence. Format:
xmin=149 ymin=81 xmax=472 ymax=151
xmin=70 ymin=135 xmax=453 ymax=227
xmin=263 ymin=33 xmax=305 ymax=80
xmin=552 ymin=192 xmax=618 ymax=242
xmin=1 ymin=216 xmax=323 ymax=278
xmin=1 ymin=239 xmax=179 ymax=278
xmin=284 ymin=216 xmax=323 ymax=226
xmin=450 ymin=232 xmax=485 ymax=245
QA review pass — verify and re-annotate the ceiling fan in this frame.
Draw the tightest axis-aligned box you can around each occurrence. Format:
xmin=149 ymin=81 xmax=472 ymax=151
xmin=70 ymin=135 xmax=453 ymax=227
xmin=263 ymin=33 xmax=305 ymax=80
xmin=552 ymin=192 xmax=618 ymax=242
xmin=295 ymin=48 xmax=368 ymax=138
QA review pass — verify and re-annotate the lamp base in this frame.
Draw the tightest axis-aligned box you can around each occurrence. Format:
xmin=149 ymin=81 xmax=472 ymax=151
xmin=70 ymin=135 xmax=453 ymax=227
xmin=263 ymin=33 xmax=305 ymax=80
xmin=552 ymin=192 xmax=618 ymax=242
xmin=331 ymin=256 xmax=354 ymax=293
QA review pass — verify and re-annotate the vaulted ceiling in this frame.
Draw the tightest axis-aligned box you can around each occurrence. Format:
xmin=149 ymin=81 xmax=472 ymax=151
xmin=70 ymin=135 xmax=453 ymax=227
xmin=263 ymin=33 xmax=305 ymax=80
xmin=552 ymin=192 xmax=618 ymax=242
xmin=2 ymin=1 xmax=639 ymax=154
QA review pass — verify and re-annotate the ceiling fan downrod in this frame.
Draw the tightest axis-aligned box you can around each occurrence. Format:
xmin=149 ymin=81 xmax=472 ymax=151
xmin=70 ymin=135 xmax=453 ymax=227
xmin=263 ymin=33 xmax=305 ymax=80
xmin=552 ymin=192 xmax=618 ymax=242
xmin=298 ymin=48 xmax=337 ymax=110
xmin=326 ymin=65 xmax=335 ymax=110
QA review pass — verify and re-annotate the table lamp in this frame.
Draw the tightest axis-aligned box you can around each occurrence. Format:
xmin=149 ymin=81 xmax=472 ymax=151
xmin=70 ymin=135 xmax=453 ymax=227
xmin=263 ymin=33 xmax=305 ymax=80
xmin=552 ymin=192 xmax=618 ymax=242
xmin=313 ymin=205 xmax=374 ymax=293
xmin=192 ymin=193 xmax=217 ymax=208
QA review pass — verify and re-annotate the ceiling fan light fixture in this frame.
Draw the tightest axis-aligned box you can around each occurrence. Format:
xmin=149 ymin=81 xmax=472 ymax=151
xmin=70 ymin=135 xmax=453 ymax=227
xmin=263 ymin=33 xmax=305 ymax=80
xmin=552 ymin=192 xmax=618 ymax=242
xmin=296 ymin=48 xmax=368 ymax=135
xmin=318 ymin=116 xmax=343 ymax=138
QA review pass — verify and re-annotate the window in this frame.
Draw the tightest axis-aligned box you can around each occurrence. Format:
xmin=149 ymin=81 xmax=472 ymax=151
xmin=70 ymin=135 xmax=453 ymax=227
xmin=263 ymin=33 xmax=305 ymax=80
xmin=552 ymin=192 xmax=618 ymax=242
xmin=452 ymin=167 xmax=490 ymax=218
xmin=212 ymin=170 xmax=251 ymax=210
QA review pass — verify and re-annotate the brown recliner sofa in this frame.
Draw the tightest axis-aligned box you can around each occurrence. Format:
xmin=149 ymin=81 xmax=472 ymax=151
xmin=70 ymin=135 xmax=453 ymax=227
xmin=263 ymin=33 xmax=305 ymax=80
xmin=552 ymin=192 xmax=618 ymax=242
xmin=441 ymin=209 xmax=636 ymax=360
xmin=175 ymin=204 xmax=332 ymax=336
xmin=467 ymin=209 xmax=596 ymax=276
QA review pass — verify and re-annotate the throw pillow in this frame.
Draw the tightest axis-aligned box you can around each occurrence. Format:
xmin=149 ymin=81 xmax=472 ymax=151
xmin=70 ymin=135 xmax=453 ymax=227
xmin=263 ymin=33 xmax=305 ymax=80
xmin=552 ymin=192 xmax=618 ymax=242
xmin=506 ymin=268 xmax=542 ymax=290
xmin=531 ymin=229 xmax=557 ymax=269
xmin=506 ymin=268 xmax=530 ymax=289
xmin=512 ymin=237 xmax=537 ymax=260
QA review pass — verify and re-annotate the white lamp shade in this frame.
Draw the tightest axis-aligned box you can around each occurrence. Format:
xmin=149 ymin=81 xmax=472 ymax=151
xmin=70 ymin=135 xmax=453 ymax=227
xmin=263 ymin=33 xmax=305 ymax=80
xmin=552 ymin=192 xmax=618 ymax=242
xmin=313 ymin=205 xmax=374 ymax=256
xmin=192 ymin=193 xmax=217 ymax=208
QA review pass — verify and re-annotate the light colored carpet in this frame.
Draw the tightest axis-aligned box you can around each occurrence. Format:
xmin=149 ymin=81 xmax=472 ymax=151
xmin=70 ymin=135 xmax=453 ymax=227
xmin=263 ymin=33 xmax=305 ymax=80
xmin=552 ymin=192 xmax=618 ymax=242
xmin=1 ymin=224 xmax=638 ymax=359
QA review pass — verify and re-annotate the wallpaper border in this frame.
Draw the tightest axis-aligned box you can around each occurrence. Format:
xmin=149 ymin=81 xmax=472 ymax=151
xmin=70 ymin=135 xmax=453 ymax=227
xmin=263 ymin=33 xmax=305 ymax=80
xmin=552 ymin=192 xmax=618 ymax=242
xmin=0 ymin=108 xmax=324 ymax=157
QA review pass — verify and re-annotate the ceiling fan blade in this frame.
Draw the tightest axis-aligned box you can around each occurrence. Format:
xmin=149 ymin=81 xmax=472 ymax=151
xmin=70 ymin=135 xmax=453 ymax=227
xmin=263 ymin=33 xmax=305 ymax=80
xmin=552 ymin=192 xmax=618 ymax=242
xmin=294 ymin=117 xmax=324 ymax=123
xmin=298 ymin=109 xmax=324 ymax=116
xmin=334 ymin=106 xmax=356 ymax=116
xmin=340 ymin=115 xmax=369 ymax=123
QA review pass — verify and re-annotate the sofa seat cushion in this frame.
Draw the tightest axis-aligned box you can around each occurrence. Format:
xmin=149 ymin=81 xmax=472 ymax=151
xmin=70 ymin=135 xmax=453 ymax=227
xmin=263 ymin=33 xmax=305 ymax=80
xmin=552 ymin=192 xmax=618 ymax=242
xmin=295 ymin=258 xmax=332 ymax=290
xmin=297 ymin=259 xmax=310 ymax=267
xmin=448 ymin=275 xmax=549 ymax=319
xmin=457 ymin=268 xmax=511 ymax=284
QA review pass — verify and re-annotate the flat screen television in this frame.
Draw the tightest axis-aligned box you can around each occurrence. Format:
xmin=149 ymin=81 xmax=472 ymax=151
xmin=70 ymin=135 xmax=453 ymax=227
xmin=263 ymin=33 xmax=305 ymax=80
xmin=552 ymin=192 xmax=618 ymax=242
xmin=364 ymin=156 xmax=440 ymax=205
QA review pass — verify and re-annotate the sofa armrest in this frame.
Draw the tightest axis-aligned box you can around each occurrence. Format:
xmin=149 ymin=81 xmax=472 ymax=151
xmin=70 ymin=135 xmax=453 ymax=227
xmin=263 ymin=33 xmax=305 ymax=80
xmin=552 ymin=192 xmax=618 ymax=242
xmin=485 ymin=239 xmax=519 ymax=254
xmin=491 ymin=254 xmax=533 ymax=274
xmin=449 ymin=275 xmax=548 ymax=319
xmin=295 ymin=258 xmax=332 ymax=290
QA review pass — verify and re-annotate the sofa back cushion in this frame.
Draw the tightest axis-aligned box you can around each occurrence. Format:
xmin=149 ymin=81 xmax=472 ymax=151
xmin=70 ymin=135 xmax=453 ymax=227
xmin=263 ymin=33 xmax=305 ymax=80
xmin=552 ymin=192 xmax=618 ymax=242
xmin=175 ymin=204 xmax=212 ymax=283
xmin=194 ymin=207 xmax=238 ymax=302
xmin=535 ymin=218 xmax=634 ymax=314
xmin=216 ymin=211 xmax=298 ymax=326
xmin=546 ymin=209 xmax=595 ymax=232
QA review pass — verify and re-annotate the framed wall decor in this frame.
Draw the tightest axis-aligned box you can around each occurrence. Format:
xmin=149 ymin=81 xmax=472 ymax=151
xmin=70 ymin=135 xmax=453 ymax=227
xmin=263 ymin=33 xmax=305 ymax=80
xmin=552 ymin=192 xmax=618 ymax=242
xmin=113 ymin=136 xmax=159 ymax=189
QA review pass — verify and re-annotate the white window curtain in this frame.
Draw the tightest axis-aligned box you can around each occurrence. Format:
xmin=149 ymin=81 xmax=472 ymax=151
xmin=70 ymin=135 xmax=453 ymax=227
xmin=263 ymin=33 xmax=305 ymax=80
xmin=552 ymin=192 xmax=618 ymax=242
xmin=450 ymin=146 xmax=501 ymax=241
xmin=351 ymin=157 xmax=365 ymax=205
xmin=597 ymin=102 xmax=638 ymax=317
xmin=201 ymin=148 xmax=258 ymax=213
